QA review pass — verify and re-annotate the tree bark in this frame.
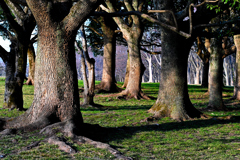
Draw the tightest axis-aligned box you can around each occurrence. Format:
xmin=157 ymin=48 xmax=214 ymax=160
xmin=148 ymin=29 xmax=203 ymax=120
xmin=96 ymin=17 xmax=120 ymax=93
xmin=201 ymin=60 xmax=209 ymax=87
xmin=122 ymin=51 xmax=130 ymax=88
xmin=233 ymin=34 xmax=240 ymax=99
xmin=120 ymin=34 xmax=146 ymax=99
xmin=2 ymin=0 xmax=100 ymax=131
xmin=3 ymin=39 xmax=27 ymax=111
xmin=207 ymin=38 xmax=226 ymax=110
xmin=25 ymin=43 xmax=35 ymax=85
xmin=105 ymin=0 xmax=148 ymax=99
xmin=148 ymin=0 xmax=207 ymax=120
xmin=0 ymin=0 xmax=35 ymax=110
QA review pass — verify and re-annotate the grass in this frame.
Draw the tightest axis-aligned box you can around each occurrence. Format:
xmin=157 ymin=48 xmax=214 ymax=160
xmin=1 ymin=80 xmax=240 ymax=159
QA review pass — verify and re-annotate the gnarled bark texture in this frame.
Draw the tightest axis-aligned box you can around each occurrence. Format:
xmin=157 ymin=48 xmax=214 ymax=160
xmin=1 ymin=0 xmax=100 ymax=131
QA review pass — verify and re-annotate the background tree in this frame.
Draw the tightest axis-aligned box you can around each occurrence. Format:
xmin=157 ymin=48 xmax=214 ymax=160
xmin=0 ymin=0 xmax=36 ymax=110
xmin=103 ymin=0 xmax=150 ymax=99
xmin=148 ymin=0 xmax=219 ymax=120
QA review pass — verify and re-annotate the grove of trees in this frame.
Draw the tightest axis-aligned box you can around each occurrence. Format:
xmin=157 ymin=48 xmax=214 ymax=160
xmin=0 ymin=0 xmax=240 ymax=157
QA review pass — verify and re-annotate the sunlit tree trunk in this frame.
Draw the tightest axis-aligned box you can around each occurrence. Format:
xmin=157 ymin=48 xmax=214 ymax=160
xmin=207 ymin=38 xmax=226 ymax=110
xmin=96 ymin=17 xmax=119 ymax=93
xmin=25 ymin=43 xmax=35 ymax=85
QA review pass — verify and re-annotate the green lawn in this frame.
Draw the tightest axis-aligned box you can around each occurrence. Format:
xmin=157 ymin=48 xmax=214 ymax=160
xmin=1 ymin=79 xmax=240 ymax=159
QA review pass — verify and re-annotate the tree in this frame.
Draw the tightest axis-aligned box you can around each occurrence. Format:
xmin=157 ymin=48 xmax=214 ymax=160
xmin=25 ymin=38 xmax=37 ymax=85
xmin=0 ymin=0 xmax=36 ymax=110
xmin=95 ymin=16 xmax=121 ymax=93
xmin=103 ymin=0 xmax=150 ymax=99
xmin=233 ymin=34 xmax=240 ymax=99
xmin=0 ymin=0 xmax=100 ymax=134
xmin=207 ymin=37 xmax=226 ymax=110
xmin=75 ymin=25 xmax=101 ymax=107
xmin=148 ymin=0 xmax=219 ymax=120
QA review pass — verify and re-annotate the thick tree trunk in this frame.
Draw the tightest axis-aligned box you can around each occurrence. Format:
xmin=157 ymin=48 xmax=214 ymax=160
xmin=3 ymin=40 xmax=28 ymax=111
xmin=207 ymin=38 xmax=226 ymax=110
xmin=233 ymin=34 xmax=240 ymax=99
xmin=122 ymin=52 xmax=130 ymax=88
xmin=119 ymin=35 xmax=147 ymax=99
xmin=4 ymin=26 xmax=83 ymax=129
xmin=1 ymin=0 xmax=101 ymax=130
xmin=148 ymin=29 xmax=203 ymax=120
xmin=25 ymin=43 xmax=35 ymax=85
xmin=201 ymin=61 xmax=209 ymax=87
xmin=148 ymin=0 xmax=204 ymax=120
xmin=96 ymin=17 xmax=119 ymax=93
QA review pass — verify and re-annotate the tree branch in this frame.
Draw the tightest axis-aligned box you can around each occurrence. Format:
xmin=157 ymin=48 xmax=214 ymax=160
xmin=148 ymin=10 xmax=178 ymax=31
xmin=64 ymin=0 xmax=101 ymax=33
xmin=5 ymin=0 xmax=26 ymax=26
xmin=85 ymin=26 xmax=103 ymax=37
xmin=0 ymin=0 xmax=22 ymax=34
xmin=93 ymin=11 xmax=191 ymax=38
xmin=141 ymin=47 xmax=161 ymax=55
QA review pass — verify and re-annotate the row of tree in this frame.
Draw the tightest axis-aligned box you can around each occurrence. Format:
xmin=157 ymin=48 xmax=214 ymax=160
xmin=0 ymin=0 xmax=239 ymax=139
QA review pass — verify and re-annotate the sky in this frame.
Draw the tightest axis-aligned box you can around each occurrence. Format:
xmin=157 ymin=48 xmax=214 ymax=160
xmin=0 ymin=37 xmax=10 ymax=64
xmin=0 ymin=36 xmax=10 ymax=52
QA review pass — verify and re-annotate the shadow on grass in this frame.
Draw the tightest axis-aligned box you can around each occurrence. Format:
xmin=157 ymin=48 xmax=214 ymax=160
xmin=82 ymin=117 xmax=240 ymax=144
xmin=80 ymin=105 xmax=153 ymax=111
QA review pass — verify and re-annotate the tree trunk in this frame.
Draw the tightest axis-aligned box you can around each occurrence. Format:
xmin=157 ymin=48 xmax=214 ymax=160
xmin=122 ymin=52 xmax=130 ymax=88
xmin=120 ymin=35 xmax=147 ymax=99
xmin=148 ymin=28 xmax=203 ymax=120
xmin=207 ymin=38 xmax=226 ymax=110
xmin=96 ymin=17 xmax=119 ymax=93
xmin=25 ymin=43 xmax=35 ymax=85
xmin=195 ymin=68 xmax=201 ymax=85
xmin=79 ymin=26 xmax=98 ymax=107
xmin=201 ymin=60 xmax=209 ymax=87
xmin=2 ymin=0 xmax=100 ymax=131
xmin=148 ymin=55 xmax=153 ymax=83
xmin=3 ymin=40 xmax=28 ymax=111
xmin=233 ymin=34 xmax=240 ymax=99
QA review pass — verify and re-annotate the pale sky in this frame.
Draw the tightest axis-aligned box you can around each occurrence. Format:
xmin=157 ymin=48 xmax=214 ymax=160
xmin=0 ymin=36 xmax=10 ymax=52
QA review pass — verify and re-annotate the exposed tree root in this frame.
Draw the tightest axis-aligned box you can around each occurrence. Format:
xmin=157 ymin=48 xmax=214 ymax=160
xmin=95 ymin=83 xmax=123 ymax=94
xmin=0 ymin=120 xmax=131 ymax=159
xmin=25 ymin=78 xmax=34 ymax=85
xmin=47 ymin=135 xmax=76 ymax=154
xmin=116 ymin=90 xmax=152 ymax=100
xmin=73 ymin=136 xmax=132 ymax=160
